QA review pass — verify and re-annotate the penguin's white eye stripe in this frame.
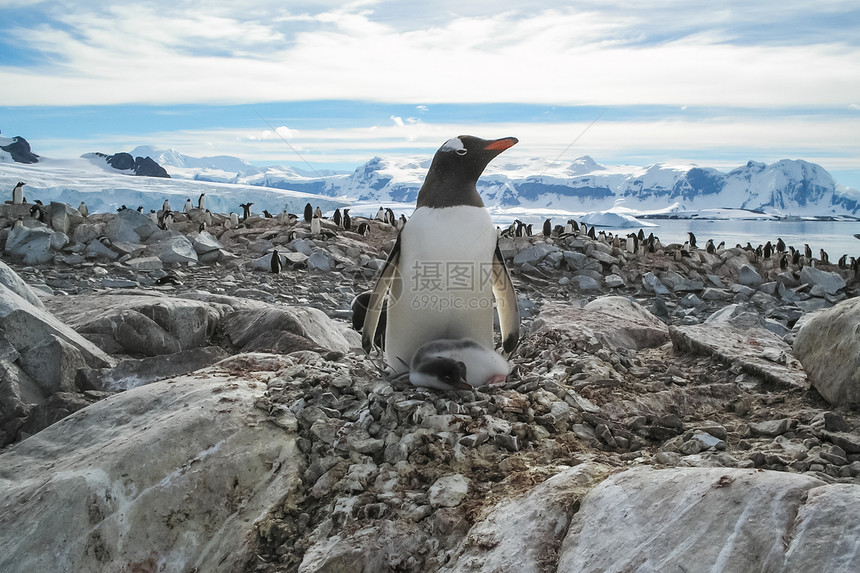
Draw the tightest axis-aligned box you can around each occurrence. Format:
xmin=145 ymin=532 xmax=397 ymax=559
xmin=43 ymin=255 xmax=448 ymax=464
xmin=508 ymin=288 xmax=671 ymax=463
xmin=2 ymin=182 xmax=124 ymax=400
xmin=456 ymin=148 xmax=467 ymax=155
xmin=440 ymin=137 xmax=465 ymax=153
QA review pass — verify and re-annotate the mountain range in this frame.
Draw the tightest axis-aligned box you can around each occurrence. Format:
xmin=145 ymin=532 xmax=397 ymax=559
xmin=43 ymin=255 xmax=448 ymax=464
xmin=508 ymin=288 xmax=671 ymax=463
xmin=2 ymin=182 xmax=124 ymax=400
xmin=131 ymin=145 xmax=860 ymax=219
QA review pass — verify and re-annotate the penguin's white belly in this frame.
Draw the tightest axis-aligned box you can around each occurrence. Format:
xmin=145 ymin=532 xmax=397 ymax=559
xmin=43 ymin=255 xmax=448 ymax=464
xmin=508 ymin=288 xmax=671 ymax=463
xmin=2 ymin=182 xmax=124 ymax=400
xmin=385 ymin=206 xmax=497 ymax=372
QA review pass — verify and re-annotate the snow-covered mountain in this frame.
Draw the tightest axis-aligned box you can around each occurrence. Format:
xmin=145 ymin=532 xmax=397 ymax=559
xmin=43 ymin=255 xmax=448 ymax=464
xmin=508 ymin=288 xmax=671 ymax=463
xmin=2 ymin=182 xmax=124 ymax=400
xmin=2 ymin=139 xmax=858 ymax=219
xmin=156 ymin=147 xmax=859 ymax=218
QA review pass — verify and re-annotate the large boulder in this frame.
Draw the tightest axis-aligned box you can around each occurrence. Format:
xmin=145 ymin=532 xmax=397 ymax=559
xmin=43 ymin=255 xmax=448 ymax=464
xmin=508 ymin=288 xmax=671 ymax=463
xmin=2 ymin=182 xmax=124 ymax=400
xmin=800 ymin=265 xmax=847 ymax=296
xmin=105 ymin=208 xmax=160 ymax=243
xmin=4 ymin=225 xmax=53 ymax=264
xmin=224 ymin=306 xmax=358 ymax=355
xmin=557 ymin=466 xmax=860 ymax=572
xmin=794 ymin=297 xmax=860 ymax=405
xmin=438 ymin=463 xmax=609 ymax=572
xmin=46 ymin=293 xmax=226 ymax=356
xmin=531 ymin=297 xmax=670 ymax=352
xmin=0 ymin=279 xmax=114 ymax=445
xmin=0 ymin=259 xmax=45 ymax=309
xmin=0 ymin=355 xmax=300 ymax=573
xmin=670 ymin=313 xmax=807 ymax=390
xmin=48 ymin=201 xmax=84 ymax=235
xmin=146 ymin=232 xmax=199 ymax=264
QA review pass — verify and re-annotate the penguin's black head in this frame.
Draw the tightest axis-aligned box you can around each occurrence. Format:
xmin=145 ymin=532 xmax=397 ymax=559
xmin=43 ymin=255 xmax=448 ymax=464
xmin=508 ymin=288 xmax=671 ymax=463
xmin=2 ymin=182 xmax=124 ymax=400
xmin=417 ymin=135 xmax=517 ymax=208
xmin=416 ymin=357 xmax=471 ymax=390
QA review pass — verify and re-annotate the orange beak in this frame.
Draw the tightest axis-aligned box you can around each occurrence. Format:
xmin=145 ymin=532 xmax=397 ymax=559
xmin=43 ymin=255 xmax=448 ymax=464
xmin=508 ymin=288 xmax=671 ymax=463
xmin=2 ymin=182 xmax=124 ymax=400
xmin=483 ymin=137 xmax=518 ymax=151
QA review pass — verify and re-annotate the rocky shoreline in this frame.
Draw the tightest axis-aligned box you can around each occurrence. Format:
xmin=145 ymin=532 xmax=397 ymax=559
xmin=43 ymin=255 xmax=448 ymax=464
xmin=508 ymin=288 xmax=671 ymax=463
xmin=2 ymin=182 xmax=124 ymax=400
xmin=1 ymin=200 xmax=859 ymax=572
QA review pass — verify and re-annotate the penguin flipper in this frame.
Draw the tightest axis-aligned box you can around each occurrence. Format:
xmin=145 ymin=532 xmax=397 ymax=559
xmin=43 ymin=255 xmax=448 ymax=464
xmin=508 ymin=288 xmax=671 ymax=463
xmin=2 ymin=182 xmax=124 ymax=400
xmin=362 ymin=234 xmax=402 ymax=353
xmin=492 ymin=241 xmax=520 ymax=355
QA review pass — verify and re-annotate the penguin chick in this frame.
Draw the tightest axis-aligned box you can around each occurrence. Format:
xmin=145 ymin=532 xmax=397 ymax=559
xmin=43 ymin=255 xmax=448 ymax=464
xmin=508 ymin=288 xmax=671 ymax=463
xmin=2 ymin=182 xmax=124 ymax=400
xmin=409 ymin=338 xmax=510 ymax=390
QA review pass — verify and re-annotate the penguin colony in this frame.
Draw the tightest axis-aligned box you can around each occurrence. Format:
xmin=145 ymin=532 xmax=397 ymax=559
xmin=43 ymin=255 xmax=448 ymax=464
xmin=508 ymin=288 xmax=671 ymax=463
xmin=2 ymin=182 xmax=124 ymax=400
xmin=5 ymin=152 xmax=860 ymax=388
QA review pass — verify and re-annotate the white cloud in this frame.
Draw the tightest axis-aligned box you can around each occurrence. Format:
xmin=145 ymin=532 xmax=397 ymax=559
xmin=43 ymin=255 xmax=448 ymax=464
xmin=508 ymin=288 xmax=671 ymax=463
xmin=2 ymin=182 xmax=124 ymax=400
xmin=2 ymin=3 xmax=859 ymax=108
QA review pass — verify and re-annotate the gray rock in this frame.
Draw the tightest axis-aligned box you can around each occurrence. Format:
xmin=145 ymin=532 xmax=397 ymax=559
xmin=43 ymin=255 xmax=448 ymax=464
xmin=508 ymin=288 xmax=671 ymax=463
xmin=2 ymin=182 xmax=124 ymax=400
xmin=558 ymin=467 xmax=838 ymax=572
xmin=533 ymin=297 xmax=669 ymax=352
xmin=84 ymin=238 xmax=119 ymax=260
xmin=670 ymin=321 xmax=807 ymax=390
xmin=513 ymin=243 xmax=559 ymax=266
xmin=642 ymin=272 xmax=671 ymax=295
xmin=78 ymin=346 xmax=230 ymax=391
xmin=308 ymin=250 xmax=332 ymax=272
xmin=800 ymin=266 xmax=846 ymax=295
xmin=192 ymin=230 xmax=223 ymax=254
xmin=48 ymin=201 xmax=83 ymax=235
xmin=0 ymin=259 xmax=45 ymax=310
xmin=18 ymin=335 xmax=87 ymax=395
xmin=794 ymin=297 xmax=860 ymax=405
xmin=441 ymin=463 xmax=608 ymax=572
xmin=428 ymin=474 xmax=470 ymax=508
xmin=105 ymin=208 xmax=159 ymax=243
xmin=125 ymin=256 xmax=163 ymax=271
xmin=4 ymin=226 xmax=53 ymax=264
xmin=146 ymin=233 xmax=198 ymax=264
xmin=563 ymin=251 xmax=589 ymax=270
xmin=0 ymin=363 xmax=298 ymax=573
xmin=604 ymin=274 xmax=625 ymax=288
xmin=739 ymin=264 xmax=764 ymax=287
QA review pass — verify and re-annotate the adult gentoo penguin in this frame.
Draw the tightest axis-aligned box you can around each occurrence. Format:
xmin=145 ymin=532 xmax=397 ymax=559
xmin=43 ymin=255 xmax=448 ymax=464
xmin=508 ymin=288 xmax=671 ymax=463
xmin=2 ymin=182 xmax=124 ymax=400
xmin=361 ymin=135 xmax=521 ymax=374
xmin=12 ymin=181 xmax=25 ymax=205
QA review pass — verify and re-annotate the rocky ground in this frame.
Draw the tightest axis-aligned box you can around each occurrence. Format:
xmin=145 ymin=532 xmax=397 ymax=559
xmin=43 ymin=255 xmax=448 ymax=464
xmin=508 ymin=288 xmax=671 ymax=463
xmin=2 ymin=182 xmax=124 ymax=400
xmin=1 ymin=201 xmax=859 ymax=571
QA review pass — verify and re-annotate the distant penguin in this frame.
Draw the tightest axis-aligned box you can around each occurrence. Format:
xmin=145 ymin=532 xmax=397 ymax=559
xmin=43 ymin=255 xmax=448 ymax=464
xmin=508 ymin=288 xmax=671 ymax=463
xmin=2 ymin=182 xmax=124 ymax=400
xmin=626 ymin=234 xmax=637 ymax=254
xmin=240 ymin=202 xmax=253 ymax=221
xmin=717 ymin=241 xmax=725 ymax=251
xmin=375 ymin=206 xmax=385 ymax=221
xmin=763 ymin=241 xmax=773 ymax=259
xmin=820 ymin=249 xmax=829 ymax=264
xmin=137 ymin=205 xmax=143 ymax=212
xmin=838 ymin=254 xmax=848 ymax=269
xmin=542 ymin=219 xmax=552 ymax=237
xmin=360 ymin=135 xmax=520 ymax=375
xmin=161 ymin=210 xmax=174 ymax=230
xmin=637 ymin=228 xmax=645 ymax=242
xmin=587 ymin=225 xmax=596 ymax=240
xmin=385 ymin=208 xmax=396 ymax=225
xmin=310 ymin=214 xmax=321 ymax=235
xmin=342 ymin=208 xmax=352 ymax=230
xmin=198 ymin=193 xmax=206 ymax=210
xmin=563 ymin=220 xmax=574 ymax=235
xmin=688 ymin=232 xmax=697 ymax=249
xmin=271 ymin=249 xmax=282 ymax=274
xmin=198 ymin=222 xmax=206 ymax=233
xmin=397 ymin=214 xmax=407 ymax=230
xmin=162 ymin=199 xmax=171 ymax=211
xmin=804 ymin=243 xmax=812 ymax=259
xmin=314 ymin=206 xmax=322 ymax=219
xmin=77 ymin=201 xmax=89 ymax=218
xmin=204 ymin=209 xmax=213 ymax=227
xmin=184 ymin=198 xmax=193 ymax=213
xmin=13 ymin=216 xmax=24 ymax=228
xmin=304 ymin=203 xmax=313 ymax=223
xmin=229 ymin=212 xmax=239 ymax=228
xmin=154 ymin=274 xmax=182 ymax=286
xmin=149 ymin=210 xmax=158 ymax=224
xmin=333 ymin=208 xmax=342 ymax=228
xmin=705 ymin=239 xmax=716 ymax=254
xmin=780 ymin=254 xmax=788 ymax=270
xmin=11 ymin=181 xmax=25 ymax=205
xmin=263 ymin=210 xmax=273 ymax=218
xmin=29 ymin=205 xmax=43 ymax=221
xmin=776 ymin=237 xmax=786 ymax=253
xmin=525 ymin=223 xmax=533 ymax=237
xmin=409 ymin=338 xmax=510 ymax=390
xmin=357 ymin=222 xmax=370 ymax=236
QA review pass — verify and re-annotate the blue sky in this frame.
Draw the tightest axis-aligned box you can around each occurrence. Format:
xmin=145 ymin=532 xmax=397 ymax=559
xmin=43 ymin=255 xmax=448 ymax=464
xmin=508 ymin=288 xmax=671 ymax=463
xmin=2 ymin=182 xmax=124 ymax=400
xmin=1 ymin=0 xmax=859 ymax=188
